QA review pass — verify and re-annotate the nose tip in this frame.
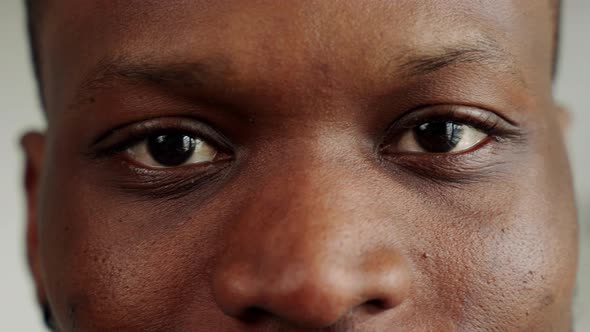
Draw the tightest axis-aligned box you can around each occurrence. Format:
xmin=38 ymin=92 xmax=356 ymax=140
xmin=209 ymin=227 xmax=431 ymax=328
xmin=213 ymin=258 xmax=410 ymax=328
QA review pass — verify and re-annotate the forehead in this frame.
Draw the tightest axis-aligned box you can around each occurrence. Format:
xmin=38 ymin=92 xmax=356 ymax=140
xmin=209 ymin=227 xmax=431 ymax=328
xmin=38 ymin=0 xmax=554 ymax=113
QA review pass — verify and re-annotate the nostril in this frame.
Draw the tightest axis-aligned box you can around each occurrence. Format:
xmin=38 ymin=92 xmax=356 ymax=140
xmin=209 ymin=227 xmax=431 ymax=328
xmin=361 ymin=298 xmax=392 ymax=315
xmin=238 ymin=306 xmax=268 ymax=323
xmin=365 ymin=299 xmax=386 ymax=309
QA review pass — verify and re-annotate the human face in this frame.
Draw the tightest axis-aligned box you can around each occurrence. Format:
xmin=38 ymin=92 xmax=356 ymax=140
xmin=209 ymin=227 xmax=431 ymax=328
xmin=22 ymin=0 xmax=577 ymax=331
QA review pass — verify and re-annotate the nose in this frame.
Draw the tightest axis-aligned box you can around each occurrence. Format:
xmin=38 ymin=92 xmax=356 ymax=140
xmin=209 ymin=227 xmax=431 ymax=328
xmin=212 ymin=174 xmax=411 ymax=328
xmin=214 ymin=249 xmax=409 ymax=328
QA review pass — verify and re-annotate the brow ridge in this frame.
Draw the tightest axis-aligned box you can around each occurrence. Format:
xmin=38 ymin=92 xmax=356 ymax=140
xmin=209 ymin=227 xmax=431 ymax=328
xmin=70 ymin=56 xmax=233 ymax=109
xmin=395 ymin=39 xmax=520 ymax=79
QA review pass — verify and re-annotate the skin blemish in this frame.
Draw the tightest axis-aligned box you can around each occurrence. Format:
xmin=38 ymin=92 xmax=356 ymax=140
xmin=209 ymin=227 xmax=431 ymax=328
xmin=542 ymin=294 xmax=555 ymax=307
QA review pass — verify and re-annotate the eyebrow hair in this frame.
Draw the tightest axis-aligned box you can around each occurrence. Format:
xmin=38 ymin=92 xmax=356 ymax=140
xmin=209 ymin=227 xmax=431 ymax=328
xmin=395 ymin=39 xmax=521 ymax=81
xmin=71 ymin=57 xmax=234 ymax=109
xmin=115 ymin=61 xmax=231 ymax=88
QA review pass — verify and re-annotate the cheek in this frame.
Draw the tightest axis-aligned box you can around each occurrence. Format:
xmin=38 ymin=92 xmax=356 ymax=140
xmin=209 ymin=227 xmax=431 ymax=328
xmin=411 ymin=175 xmax=576 ymax=330
xmin=406 ymin=112 xmax=578 ymax=330
xmin=461 ymin=213 xmax=572 ymax=331
xmin=38 ymin=177 xmax=228 ymax=330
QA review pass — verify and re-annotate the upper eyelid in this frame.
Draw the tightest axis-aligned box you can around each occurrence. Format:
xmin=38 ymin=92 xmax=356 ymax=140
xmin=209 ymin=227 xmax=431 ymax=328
xmin=385 ymin=105 xmax=518 ymax=134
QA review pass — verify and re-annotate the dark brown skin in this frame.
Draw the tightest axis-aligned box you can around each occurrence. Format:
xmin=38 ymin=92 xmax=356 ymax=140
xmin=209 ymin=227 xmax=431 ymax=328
xmin=22 ymin=0 xmax=578 ymax=331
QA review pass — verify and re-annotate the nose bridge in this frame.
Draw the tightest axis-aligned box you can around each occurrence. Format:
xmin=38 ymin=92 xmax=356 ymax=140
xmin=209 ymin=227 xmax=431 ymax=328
xmin=219 ymin=158 xmax=364 ymax=281
xmin=237 ymin=145 xmax=372 ymax=265
xmin=232 ymin=133 xmax=371 ymax=261
xmin=212 ymin=156 xmax=411 ymax=327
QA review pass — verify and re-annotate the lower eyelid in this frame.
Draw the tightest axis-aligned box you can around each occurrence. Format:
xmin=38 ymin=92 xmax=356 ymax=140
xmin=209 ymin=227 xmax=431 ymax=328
xmin=380 ymin=140 xmax=508 ymax=185
xmin=388 ymin=135 xmax=494 ymax=157
xmin=101 ymin=156 xmax=233 ymax=199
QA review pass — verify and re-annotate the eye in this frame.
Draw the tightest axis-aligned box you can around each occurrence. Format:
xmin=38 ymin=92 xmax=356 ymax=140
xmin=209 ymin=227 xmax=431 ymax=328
xmin=127 ymin=131 xmax=218 ymax=168
xmin=395 ymin=120 xmax=488 ymax=154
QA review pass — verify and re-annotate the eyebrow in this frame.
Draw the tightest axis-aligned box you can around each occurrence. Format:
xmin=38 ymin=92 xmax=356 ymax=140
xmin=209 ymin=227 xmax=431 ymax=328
xmin=71 ymin=57 xmax=234 ymax=109
xmin=395 ymin=39 xmax=521 ymax=80
xmin=71 ymin=38 xmax=522 ymax=108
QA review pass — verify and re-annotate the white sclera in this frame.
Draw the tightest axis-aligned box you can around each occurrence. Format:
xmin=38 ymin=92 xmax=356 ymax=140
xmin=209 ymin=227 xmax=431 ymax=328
xmin=127 ymin=137 xmax=218 ymax=168
xmin=397 ymin=124 xmax=488 ymax=153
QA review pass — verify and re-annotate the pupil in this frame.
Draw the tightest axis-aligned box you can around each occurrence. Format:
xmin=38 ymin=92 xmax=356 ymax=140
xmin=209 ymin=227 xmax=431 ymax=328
xmin=147 ymin=133 xmax=197 ymax=166
xmin=414 ymin=121 xmax=464 ymax=153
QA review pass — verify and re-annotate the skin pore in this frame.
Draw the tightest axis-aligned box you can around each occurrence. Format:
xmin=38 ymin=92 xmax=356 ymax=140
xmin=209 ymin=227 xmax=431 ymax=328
xmin=22 ymin=0 xmax=577 ymax=331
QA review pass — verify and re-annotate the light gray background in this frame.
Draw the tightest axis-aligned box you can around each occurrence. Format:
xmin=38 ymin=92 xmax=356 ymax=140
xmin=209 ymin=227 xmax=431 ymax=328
xmin=1 ymin=0 xmax=588 ymax=330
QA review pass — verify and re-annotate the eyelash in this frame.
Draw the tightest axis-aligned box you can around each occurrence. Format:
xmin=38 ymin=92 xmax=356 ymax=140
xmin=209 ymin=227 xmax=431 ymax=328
xmin=382 ymin=105 xmax=521 ymax=146
xmin=90 ymin=117 xmax=232 ymax=161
